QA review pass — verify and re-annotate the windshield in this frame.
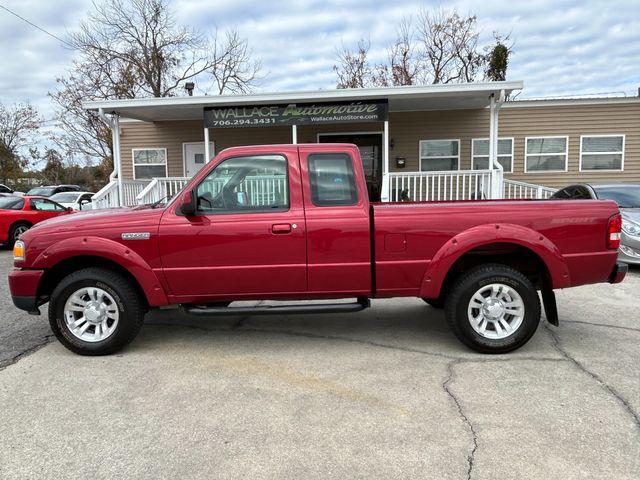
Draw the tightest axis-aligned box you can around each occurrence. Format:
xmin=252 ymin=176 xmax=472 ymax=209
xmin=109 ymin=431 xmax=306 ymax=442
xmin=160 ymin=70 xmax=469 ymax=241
xmin=27 ymin=187 xmax=55 ymax=196
xmin=593 ymin=185 xmax=640 ymax=208
xmin=50 ymin=193 xmax=78 ymax=203
xmin=0 ymin=197 xmax=24 ymax=210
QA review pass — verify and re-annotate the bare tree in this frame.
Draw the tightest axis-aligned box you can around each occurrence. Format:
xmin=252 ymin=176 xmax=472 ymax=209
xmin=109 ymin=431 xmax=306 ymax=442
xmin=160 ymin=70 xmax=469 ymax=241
xmin=210 ymin=29 xmax=262 ymax=95
xmin=416 ymin=8 xmax=485 ymax=84
xmin=387 ymin=17 xmax=422 ymax=86
xmin=53 ymin=0 xmax=262 ymax=176
xmin=70 ymin=0 xmax=213 ymax=97
xmin=333 ymin=9 xmax=511 ymax=89
xmin=70 ymin=0 xmax=262 ymax=97
xmin=0 ymin=103 xmax=40 ymax=183
xmin=49 ymin=60 xmax=122 ymax=172
xmin=334 ymin=39 xmax=374 ymax=89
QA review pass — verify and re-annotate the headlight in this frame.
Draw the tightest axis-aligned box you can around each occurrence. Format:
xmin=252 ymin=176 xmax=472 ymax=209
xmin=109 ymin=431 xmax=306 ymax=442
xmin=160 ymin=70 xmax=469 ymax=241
xmin=13 ymin=240 xmax=25 ymax=262
xmin=622 ymin=218 xmax=640 ymax=237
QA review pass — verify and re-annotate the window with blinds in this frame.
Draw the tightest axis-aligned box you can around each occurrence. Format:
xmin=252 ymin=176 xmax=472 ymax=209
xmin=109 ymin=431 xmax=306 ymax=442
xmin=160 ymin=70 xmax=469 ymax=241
xmin=580 ymin=135 xmax=624 ymax=171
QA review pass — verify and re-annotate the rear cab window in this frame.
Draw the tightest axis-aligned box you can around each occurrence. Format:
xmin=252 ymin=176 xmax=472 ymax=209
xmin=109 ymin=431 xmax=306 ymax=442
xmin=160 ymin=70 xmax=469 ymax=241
xmin=308 ymin=153 xmax=358 ymax=206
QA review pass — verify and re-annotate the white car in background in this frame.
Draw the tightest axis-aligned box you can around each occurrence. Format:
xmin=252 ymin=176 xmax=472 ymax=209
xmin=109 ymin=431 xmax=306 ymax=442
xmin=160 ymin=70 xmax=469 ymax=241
xmin=49 ymin=191 xmax=95 ymax=211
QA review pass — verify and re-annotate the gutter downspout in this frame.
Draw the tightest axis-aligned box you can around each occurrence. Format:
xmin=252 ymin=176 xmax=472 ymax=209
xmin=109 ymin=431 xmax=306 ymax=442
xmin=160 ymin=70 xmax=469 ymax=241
xmin=98 ymin=108 xmax=123 ymax=206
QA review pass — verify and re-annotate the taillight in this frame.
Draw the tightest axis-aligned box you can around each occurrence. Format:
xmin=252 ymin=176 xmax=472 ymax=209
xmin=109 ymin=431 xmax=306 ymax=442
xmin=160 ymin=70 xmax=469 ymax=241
xmin=607 ymin=213 xmax=622 ymax=250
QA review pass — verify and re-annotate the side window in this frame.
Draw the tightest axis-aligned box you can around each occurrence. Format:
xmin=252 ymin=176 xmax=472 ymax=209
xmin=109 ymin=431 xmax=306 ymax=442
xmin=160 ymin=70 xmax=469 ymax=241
xmin=31 ymin=199 xmax=64 ymax=211
xmin=308 ymin=153 xmax=358 ymax=206
xmin=195 ymin=155 xmax=289 ymax=214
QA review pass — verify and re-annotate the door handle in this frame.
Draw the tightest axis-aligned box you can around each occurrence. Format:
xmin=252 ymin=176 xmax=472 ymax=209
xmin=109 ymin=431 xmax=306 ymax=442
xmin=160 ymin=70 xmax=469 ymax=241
xmin=272 ymin=223 xmax=292 ymax=234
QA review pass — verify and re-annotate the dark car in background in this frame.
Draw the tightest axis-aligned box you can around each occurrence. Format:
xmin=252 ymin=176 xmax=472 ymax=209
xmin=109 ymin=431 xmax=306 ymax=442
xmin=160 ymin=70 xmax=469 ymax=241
xmin=551 ymin=183 xmax=640 ymax=264
xmin=25 ymin=185 xmax=81 ymax=197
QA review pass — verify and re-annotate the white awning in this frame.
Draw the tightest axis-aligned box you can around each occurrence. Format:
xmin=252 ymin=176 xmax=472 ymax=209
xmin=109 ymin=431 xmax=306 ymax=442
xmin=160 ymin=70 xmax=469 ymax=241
xmin=83 ymin=81 xmax=523 ymax=122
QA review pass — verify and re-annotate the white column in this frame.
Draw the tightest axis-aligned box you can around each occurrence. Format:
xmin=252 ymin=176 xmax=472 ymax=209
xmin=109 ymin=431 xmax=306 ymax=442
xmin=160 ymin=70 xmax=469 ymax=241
xmin=204 ymin=127 xmax=211 ymax=163
xmin=489 ymin=93 xmax=504 ymax=199
xmin=292 ymin=124 xmax=298 ymax=144
xmin=381 ymin=120 xmax=390 ymax=201
xmin=112 ymin=114 xmax=124 ymax=207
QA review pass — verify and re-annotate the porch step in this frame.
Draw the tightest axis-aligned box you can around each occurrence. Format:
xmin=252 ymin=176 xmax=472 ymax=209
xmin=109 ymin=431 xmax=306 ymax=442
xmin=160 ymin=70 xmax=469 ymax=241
xmin=182 ymin=297 xmax=370 ymax=316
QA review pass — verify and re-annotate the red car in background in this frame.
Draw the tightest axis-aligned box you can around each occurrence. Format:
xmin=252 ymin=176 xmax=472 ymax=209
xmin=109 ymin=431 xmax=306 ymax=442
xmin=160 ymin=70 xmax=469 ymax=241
xmin=0 ymin=196 xmax=72 ymax=248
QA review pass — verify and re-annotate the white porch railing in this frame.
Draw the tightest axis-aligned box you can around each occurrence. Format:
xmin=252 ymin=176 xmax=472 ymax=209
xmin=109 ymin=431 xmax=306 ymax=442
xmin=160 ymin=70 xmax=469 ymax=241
xmin=94 ymin=172 xmax=558 ymax=209
xmin=388 ymin=170 xmax=498 ymax=201
xmin=503 ymin=179 xmax=557 ymax=199
xmin=135 ymin=175 xmax=288 ymax=206
xmin=137 ymin=177 xmax=190 ymax=205
xmin=92 ymin=181 xmax=119 ymax=209
xmin=92 ymin=179 xmax=150 ymax=209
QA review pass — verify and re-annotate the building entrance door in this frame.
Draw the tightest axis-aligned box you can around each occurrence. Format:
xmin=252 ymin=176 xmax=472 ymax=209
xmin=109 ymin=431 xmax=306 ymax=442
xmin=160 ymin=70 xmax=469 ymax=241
xmin=318 ymin=133 xmax=383 ymax=201
xmin=184 ymin=142 xmax=215 ymax=177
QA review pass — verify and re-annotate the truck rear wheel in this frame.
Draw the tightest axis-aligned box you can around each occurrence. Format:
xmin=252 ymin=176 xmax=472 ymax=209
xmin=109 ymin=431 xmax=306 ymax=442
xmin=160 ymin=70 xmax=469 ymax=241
xmin=444 ymin=264 xmax=541 ymax=354
xmin=48 ymin=268 xmax=145 ymax=356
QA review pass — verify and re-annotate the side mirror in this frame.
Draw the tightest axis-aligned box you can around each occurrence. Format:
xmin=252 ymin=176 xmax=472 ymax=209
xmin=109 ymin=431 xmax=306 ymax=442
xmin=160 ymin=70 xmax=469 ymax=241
xmin=66 ymin=207 xmax=73 ymax=213
xmin=180 ymin=190 xmax=197 ymax=216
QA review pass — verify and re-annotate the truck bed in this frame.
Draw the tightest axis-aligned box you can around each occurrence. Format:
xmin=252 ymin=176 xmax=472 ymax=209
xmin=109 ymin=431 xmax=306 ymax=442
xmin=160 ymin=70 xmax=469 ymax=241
xmin=372 ymin=199 xmax=620 ymax=297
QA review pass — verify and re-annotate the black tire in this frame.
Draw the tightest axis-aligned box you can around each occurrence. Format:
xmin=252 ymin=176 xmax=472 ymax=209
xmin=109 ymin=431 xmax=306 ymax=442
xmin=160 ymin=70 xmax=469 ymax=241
xmin=444 ymin=264 xmax=541 ymax=354
xmin=48 ymin=267 xmax=145 ymax=356
xmin=7 ymin=221 xmax=31 ymax=248
xmin=422 ymin=297 xmax=444 ymax=309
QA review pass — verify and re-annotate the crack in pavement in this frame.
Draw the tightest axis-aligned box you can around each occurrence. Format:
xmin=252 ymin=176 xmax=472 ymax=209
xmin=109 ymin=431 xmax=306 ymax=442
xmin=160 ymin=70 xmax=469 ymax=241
xmin=544 ymin=324 xmax=640 ymax=431
xmin=442 ymin=359 xmax=478 ymax=480
xmin=562 ymin=319 xmax=640 ymax=333
xmin=0 ymin=334 xmax=55 ymax=372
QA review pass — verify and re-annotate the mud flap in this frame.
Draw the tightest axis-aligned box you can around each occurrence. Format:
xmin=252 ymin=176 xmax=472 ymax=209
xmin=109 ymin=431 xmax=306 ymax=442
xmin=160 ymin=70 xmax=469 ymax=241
xmin=541 ymin=287 xmax=559 ymax=326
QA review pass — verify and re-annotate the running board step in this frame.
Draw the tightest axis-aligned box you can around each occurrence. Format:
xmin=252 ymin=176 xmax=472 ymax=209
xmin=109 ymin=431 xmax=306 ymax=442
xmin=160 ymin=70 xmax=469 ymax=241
xmin=183 ymin=298 xmax=370 ymax=317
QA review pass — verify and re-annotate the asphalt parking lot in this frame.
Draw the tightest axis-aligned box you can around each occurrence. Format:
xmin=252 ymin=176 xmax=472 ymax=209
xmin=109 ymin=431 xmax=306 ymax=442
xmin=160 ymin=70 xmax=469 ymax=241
xmin=0 ymin=250 xmax=638 ymax=479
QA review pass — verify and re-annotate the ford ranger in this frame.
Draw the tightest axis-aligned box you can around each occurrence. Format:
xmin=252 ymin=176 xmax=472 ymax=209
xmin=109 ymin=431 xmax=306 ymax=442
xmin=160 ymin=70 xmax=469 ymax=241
xmin=8 ymin=144 xmax=627 ymax=355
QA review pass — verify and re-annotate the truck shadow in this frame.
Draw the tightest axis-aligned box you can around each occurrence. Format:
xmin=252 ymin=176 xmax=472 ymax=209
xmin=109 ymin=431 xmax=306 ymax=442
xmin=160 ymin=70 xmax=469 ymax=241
xmin=138 ymin=298 xmax=554 ymax=357
xmin=141 ymin=299 xmax=457 ymax=351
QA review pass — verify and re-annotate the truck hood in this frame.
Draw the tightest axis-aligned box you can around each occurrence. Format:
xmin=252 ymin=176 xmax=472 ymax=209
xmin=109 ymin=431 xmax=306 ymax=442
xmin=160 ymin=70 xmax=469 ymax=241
xmin=23 ymin=206 xmax=165 ymax=240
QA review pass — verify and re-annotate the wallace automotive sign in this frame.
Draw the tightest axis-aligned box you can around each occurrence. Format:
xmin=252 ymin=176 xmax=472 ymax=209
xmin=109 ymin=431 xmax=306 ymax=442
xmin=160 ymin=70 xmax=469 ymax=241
xmin=204 ymin=100 xmax=388 ymax=128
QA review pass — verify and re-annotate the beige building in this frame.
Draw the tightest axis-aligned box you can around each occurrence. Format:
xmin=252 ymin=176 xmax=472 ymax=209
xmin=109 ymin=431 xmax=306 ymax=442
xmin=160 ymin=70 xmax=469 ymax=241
xmin=83 ymin=82 xmax=640 ymax=207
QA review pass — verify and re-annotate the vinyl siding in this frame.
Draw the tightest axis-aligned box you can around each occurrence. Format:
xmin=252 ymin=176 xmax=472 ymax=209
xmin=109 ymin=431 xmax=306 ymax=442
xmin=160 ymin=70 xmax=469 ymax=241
xmin=120 ymin=120 xmax=291 ymax=179
xmin=499 ymin=104 xmax=640 ymax=188
xmin=119 ymin=101 xmax=640 ymax=189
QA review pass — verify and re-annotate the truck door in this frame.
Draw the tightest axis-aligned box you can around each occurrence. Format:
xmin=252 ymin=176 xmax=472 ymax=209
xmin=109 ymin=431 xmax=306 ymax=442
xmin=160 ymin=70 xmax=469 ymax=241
xmin=298 ymin=144 xmax=372 ymax=296
xmin=158 ymin=147 xmax=307 ymax=300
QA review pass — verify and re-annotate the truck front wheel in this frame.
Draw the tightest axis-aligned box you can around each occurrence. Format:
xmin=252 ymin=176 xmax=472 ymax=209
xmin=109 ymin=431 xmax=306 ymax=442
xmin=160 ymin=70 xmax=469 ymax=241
xmin=444 ymin=264 xmax=541 ymax=354
xmin=48 ymin=268 xmax=145 ymax=355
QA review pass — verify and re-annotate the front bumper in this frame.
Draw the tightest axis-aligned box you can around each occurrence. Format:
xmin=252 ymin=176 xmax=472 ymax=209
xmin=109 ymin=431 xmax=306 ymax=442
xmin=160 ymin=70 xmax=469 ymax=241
xmin=608 ymin=262 xmax=628 ymax=284
xmin=8 ymin=268 xmax=45 ymax=314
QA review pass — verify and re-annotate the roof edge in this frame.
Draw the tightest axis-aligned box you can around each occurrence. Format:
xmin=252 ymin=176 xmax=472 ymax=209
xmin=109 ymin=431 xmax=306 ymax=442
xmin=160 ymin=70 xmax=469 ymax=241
xmin=82 ymin=81 xmax=523 ymax=111
xmin=504 ymin=97 xmax=640 ymax=108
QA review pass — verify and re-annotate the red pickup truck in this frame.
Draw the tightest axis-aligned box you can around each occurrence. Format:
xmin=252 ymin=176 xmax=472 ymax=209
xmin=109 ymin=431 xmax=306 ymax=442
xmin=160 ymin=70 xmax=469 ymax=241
xmin=9 ymin=144 xmax=626 ymax=355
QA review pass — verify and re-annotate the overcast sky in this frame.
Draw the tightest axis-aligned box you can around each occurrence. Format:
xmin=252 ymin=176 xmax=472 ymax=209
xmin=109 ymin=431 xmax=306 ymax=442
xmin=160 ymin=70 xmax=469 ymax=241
xmin=0 ymin=0 xmax=639 ymax=129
